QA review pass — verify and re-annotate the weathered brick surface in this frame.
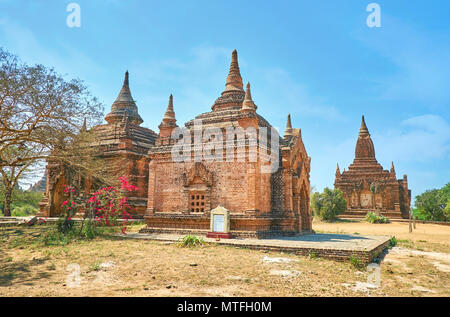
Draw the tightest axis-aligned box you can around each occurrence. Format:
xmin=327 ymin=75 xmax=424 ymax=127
xmin=145 ymin=51 xmax=312 ymax=237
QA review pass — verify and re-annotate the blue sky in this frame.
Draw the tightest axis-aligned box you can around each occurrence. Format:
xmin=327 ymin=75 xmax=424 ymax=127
xmin=1 ymin=0 xmax=449 ymax=200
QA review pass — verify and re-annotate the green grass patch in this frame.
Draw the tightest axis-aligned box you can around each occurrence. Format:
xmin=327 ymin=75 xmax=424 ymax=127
xmin=177 ymin=235 xmax=206 ymax=248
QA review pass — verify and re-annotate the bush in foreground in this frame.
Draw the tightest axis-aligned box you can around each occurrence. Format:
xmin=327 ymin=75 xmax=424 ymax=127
xmin=365 ymin=212 xmax=390 ymax=224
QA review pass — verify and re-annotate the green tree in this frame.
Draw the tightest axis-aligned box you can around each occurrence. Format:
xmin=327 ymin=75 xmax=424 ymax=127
xmin=413 ymin=183 xmax=449 ymax=222
xmin=311 ymin=187 xmax=347 ymax=221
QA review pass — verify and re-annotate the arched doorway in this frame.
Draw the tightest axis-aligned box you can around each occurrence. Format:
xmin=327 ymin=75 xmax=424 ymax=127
xmin=299 ymin=187 xmax=310 ymax=231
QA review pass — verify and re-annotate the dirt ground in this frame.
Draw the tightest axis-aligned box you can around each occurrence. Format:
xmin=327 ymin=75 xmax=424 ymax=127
xmin=0 ymin=221 xmax=449 ymax=297
xmin=313 ymin=219 xmax=450 ymax=253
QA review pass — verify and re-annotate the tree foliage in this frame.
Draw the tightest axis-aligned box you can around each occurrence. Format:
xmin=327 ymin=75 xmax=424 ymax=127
xmin=0 ymin=47 xmax=105 ymax=216
xmin=0 ymin=182 xmax=43 ymax=216
xmin=413 ymin=183 xmax=449 ymax=222
xmin=311 ymin=187 xmax=347 ymax=221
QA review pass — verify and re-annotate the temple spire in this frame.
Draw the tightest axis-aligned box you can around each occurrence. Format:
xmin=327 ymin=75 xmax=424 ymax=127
xmin=390 ymin=161 xmax=396 ymax=174
xmin=211 ymin=50 xmax=246 ymax=111
xmin=225 ymin=49 xmax=243 ymax=92
xmin=360 ymin=115 xmax=370 ymax=136
xmin=159 ymin=94 xmax=177 ymax=129
xmin=241 ymin=82 xmax=257 ymax=112
xmin=162 ymin=94 xmax=176 ymax=124
xmin=336 ymin=163 xmax=341 ymax=176
xmin=105 ymin=71 xmax=143 ymax=125
xmin=354 ymin=115 xmax=376 ymax=161
xmin=158 ymin=94 xmax=177 ymax=139
xmin=284 ymin=114 xmax=293 ymax=137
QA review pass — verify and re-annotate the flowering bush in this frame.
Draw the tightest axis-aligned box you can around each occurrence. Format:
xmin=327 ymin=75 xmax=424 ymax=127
xmin=58 ymin=177 xmax=137 ymax=237
xmin=57 ymin=185 xmax=78 ymax=233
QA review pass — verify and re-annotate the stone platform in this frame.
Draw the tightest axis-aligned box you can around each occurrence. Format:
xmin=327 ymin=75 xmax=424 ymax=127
xmin=120 ymin=232 xmax=391 ymax=264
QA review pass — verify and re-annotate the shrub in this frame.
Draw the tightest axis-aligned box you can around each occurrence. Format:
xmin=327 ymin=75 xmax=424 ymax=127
xmin=55 ymin=176 xmax=137 ymax=238
xmin=389 ymin=236 xmax=397 ymax=248
xmin=178 ymin=235 xmax=205 ymax=248
xmin=365 ymin=212 xmax=389 ymax=224
xmin=82 ymin=219 xmax=96 ymax=240
xmin=57 ymin=216 xmax=75 ymax=234
xmin=311 ymin=188 xmax=347 ymax=221
xmin=349 ymin=254 xmax=364 ymax=270
xmin=11 ymin=204 xmax=38 ymax=216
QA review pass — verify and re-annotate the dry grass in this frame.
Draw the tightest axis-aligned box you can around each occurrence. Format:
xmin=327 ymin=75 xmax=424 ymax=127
xmin=0 ymin=221 xmax=449 ymax=297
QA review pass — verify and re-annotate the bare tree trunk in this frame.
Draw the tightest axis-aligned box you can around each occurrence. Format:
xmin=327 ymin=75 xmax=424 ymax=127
xmin=4 ymin=188 xmax=12 ymax=217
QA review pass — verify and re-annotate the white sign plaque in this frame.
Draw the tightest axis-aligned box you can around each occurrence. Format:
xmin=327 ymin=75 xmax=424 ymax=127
xmin=213 ymin=214 xmax=225 ymax=232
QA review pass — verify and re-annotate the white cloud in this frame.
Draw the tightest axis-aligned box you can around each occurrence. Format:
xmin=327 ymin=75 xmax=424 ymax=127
xmin=374 ymin=114 xmax=450 ymax=162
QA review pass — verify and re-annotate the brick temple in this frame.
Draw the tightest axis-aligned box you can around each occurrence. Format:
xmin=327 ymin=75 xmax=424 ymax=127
xmin=38 ymin=50 xmax=313 ymax=237
xmin=38 ymin=71 xmax=158 ymax=217
xmin=334 ymin=116 xmax=410 ymax=219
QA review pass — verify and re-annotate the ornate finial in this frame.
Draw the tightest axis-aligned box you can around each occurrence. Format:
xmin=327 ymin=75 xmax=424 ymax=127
xmin=168 ymin=94 xmax=174 ymax=112
xmin=160 ymin=94 xmax=177 ymax=127
xmin=336 ymin=163 xmax=341 ymax=176
xmin=244 ymin=82 xmax=252 ymax=101
xmin=286 ymin=114 xmax=292 ymax=130
xmin=360 ymin=115 xmax=369 ymax=136
xmin=284 ymin=114 xmax=293 ymax=137
xmin=390 ymin=161 xmax=396 ymax=174
xmin=124 ymin=70 xmax=129 ymax=87
xmin=225 ymin=49 xmax=243 ymax=91
xmin=241 ymin=82 xmax=257 ymax=112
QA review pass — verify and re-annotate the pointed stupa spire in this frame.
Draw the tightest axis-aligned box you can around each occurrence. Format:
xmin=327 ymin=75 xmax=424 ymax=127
xmin=225 ymin=49 xmax=243 ymax=92
xmin=159 ymin=94 xmax=177 ymax=130
xmin=336 ymin=163 xmax=341 ymax=176
xmin=354 ymin=115 xmax=376 ymax=161
xmin=359 ymin=115 xmax=370 ymax=136
xmin=390 ymin=161 xmax=396 ymax=174
xmin=211 ymin=50 xmax=246 ymax=111
xmin=105 ymin=71 xmax=143 ymax=125
xmin=162 ymin=94 xmax=176 ymax=124
xmin=241 ymin=82 xmax=257 ymax=112
xmin=284 ymin=114 xmax=294 ymax=137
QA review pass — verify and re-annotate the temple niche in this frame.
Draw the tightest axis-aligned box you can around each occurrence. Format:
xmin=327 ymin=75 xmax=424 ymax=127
xmin=142 ymin=50 xmax=312 ymax=237
xmin=334 ymin=116 xmax=411 ymax=219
